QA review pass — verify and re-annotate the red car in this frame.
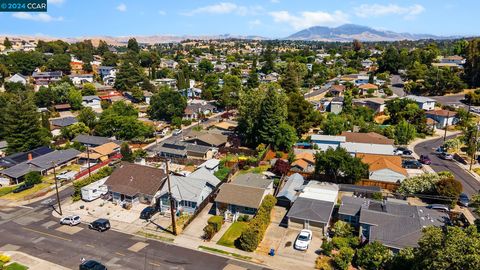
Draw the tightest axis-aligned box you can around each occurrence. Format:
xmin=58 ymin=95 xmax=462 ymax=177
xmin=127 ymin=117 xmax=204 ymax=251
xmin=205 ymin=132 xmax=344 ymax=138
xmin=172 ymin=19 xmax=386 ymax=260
xmin=419 ymin=155 xmax=432 ymax=165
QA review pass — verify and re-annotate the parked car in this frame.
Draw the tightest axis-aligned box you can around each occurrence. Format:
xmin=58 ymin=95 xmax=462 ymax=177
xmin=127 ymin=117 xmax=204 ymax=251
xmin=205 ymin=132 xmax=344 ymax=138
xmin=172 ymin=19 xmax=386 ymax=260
xmin=88 ymin=218 xmax=110 ymax=232
xmin=140 ymin=206 xmax=158 ymax=220
xmin=439 ymin=152 xmax=454 ymax=160
xmin=56 ymin=170 xmax=76 ymax=181
xmin=426 ymin=204 xmax=450 ymax=212
xmin=435 ymin=146 xmax=446 ymax=154
xmin=79 ymin=260 xmax=107 ymax=270
xmin=394 ymin=147 xmax=413 ymax=156
xmin=419 ymin=155 xmax=432 ymax=165
xmin=402 ymin=160 xmax=423 ymax=169
xmin=172 ymin=129 xmax=182 ymax=136
xmin=13 ymin=183 xmax=34 ymax=193
xmin=60 ymin=215 xmax=81 ymax=226
xmin=458 ymin=193 xmax=470 ymax=207
xmin=294 ymin=229 xmax=313 ymax=251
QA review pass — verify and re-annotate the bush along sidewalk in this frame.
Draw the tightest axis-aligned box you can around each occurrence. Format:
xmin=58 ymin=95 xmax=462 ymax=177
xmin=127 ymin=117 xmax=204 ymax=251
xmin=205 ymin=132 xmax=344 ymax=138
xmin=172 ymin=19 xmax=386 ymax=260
xmin=203 ymin=215 xmax=224 ymax=240
xmin=236 ymin=195 xmax=276 ymax=252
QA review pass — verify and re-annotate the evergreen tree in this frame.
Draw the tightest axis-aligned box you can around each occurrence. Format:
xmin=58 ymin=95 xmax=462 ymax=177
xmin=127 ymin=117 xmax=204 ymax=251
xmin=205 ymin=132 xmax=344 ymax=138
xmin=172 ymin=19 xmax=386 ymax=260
xmin=257 ymin=86 xmax=287 ymax=146
xmin=465 ymin=39 xmax=480 ymax=87
xmin=96 ymin=40 xmax=109 ymax=56
xmin=127 ymin=38 xmax=140 ymax=53
xmin=114 ymin=61 xmax=145 ymax=91
xmin=4 ymin=93 xmax=50 ymax=154
xmin=281 ymin=62 xmax=300 ymax=94
xmin=3 ymin=37 xmax=12 ymax=49
xmin=246 ymin=58 xmax=259 ymax=89
xmin=261 ymin=44 xmax=274 ymax=74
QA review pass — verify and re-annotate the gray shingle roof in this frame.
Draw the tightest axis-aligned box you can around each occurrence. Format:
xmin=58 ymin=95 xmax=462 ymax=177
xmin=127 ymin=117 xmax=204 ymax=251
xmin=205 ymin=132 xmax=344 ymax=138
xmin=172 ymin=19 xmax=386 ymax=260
xmin=158 ymin=173 xmax=214 ymax=205
xmin=215 ymin=183 xmax=265 ymax=209
xmin=73 ymin=134 xmax=120 ymax=147
xmin=50 ymin=117 xmax=78 ymax=128
xmin=188 ymin=167 xmax=221 ymax=187
xmin=276 ymin=173 xmax=305 ymax=202
xmin=286 ymin=197 xmax=335 ymax=224
xmin=340 ymin=197 xmax=449 ymax=249
xmin=1 ymin=149 xmax=81 ymax=179
xmin=233 ymin=173 xmax=273 ymax=189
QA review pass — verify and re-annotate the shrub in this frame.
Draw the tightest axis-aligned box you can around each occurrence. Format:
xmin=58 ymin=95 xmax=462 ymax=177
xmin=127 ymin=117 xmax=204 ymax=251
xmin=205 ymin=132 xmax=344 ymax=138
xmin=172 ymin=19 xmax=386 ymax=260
xmin=25 ymin=171 xmax=42 ymax=186
xmin=237 ymin=214 xmax=250 ymax=222
xmin=237 ymin=195 xmax=277 ymax=252
xmin=332 ymin=220 xmax=353 ymax=238
xmin=207 ymin=216 xmax=223 ymax=232
xmin=315 ymin=256 xmax=333 ymax=270
xmin=356 ymin=241 xmax=393 ymax=270
xmin=182 ymin=119 xmax=192 ymax=126
xmin=203 ymin=224 xmax=216 ymax=240
xmin=332 ymin=236 xmax=359 ymax=250
xmin=333 ymin=247 xmax=354 ymax=270
xmin=321 ymin=240 xmax=334 ymax=256
xmin=0 ymin=254 xmax=10 ymax=263
xmin=371 ymin=192 xmax=383 ymax=201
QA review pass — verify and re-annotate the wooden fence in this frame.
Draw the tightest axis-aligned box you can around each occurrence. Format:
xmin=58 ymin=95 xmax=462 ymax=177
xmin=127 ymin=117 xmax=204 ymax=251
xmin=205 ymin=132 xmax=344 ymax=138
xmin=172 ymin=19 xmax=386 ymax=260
xmin=74 ymin=153 xmax=122 ymax=180
xmin=358 ymin=179 xmax=399 ymax=191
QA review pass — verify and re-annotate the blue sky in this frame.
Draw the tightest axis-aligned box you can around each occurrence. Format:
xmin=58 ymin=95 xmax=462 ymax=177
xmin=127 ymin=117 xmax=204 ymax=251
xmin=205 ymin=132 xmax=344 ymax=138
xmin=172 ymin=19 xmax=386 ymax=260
xmin=0 ymin=0 xmax=478 ymax=38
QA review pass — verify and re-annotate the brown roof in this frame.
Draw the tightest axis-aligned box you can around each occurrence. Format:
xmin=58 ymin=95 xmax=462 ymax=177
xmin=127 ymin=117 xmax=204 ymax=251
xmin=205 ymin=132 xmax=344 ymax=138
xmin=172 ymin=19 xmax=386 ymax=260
xmin=295 ymin=152 xmax=315 ymax=164
xmin=341 ymin=132 xmax=394 ymax=145
xmin=92 ymin=142 xmax=120 ymax=156
xmin=292 ymin=159 xmax=309 ymax=170
xmin=359 ymin=83 xmax=379 ymax=90
xmin=426 ymin=110 xmax=457 ymax=117
xmin=184 ymin=131 xmax=227 ymax=147
xmin=215 ymin=183 xmax=265 ymax=209
xmin=357 ymin=154 xmax=407 ymax=176
xmin=330 ymin=85 xmax=346 ymax=92
xmin=105 ymin=163 xmax=167 ymax=196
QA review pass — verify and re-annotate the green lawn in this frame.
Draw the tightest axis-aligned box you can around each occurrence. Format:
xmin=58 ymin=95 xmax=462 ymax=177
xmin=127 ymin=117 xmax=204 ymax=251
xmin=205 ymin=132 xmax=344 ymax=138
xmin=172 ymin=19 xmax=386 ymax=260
xmin=217 ymin=222 xmax=248 ymax=248
xmin=4 ymin=262 xmax=29 ymax=270
xmin=1 ymin=183 xmax=50 ymax=201
xmin=0 ymin=185 xmax=17 ymax=197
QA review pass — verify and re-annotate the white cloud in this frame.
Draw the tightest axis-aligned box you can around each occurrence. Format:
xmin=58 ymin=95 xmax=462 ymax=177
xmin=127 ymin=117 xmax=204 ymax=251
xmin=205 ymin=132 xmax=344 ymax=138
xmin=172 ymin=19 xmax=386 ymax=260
xmin=12 ymin=12 xmax=63 ymax=22
xmin=158 ymin=10 xmax=167 ymax=15
xmin=269 ymin=10 xmax=349 ymax=30
xmin=354 ymin=4 xmax=425 ymax=19
xmin=182 ymin=2 xmax=262 ymax=16
xmin=116 ymin=3 xmax=127 ymax=12
xmin=248 ymin=19 xmax=262 ymax=28
xmin=48 ymin=0 xmax=65 ymax=4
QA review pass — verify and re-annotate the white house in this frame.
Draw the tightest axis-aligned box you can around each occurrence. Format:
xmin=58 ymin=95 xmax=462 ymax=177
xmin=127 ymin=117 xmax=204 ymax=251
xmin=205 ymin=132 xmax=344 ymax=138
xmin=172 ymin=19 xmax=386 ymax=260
xmin=7 ymin=73 xmax=28 ymax=85
xmin=82 ymin=96 xmax=102 ymax=110
xmin=426 ymin=110 xmax=458 ymax=129
xmin=405 ymin=95 xmax=436 ymax=111
xmin=69 ymin=74 xmax=94 ymax=85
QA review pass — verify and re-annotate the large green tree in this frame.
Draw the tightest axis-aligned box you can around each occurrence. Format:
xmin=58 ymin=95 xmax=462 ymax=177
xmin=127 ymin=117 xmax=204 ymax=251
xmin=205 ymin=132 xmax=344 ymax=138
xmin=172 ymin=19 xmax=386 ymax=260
xmin=314 ymin=147 xmax=368 ymax=184
xmin=114 ymin=61 xmax=145 ymax=91
xmin=3 ymin=93 xmax=50 ymax=153
xmin=355 ymin=241 xmax=393 ymax=270
xmin=148 ymin=87 xmax=187 ymax=121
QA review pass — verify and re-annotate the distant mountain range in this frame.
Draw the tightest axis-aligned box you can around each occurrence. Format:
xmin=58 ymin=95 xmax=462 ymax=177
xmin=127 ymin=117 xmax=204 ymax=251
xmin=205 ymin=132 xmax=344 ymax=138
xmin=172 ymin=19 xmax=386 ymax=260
xmin=1 ymin=24 xmax=469 ymax=45
xmin=286 ymin=24 xmax=462 ymax=42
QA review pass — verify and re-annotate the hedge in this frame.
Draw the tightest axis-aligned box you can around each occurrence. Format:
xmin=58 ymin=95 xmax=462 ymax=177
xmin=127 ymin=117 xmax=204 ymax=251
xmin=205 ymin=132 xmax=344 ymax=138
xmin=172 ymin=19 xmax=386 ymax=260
xmin=72 ymin=166 xmax=113 ymax=201
xmin=208 ymin=216 xmax=223 ymax=232
xmin=236 ymin=194 xmax=277 ymax=252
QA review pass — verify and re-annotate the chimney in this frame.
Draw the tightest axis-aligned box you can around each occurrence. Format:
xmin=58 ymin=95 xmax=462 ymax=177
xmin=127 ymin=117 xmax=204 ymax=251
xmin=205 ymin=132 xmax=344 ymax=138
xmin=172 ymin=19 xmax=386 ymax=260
xmin=28 ymin=153 xmax=33 ymax=161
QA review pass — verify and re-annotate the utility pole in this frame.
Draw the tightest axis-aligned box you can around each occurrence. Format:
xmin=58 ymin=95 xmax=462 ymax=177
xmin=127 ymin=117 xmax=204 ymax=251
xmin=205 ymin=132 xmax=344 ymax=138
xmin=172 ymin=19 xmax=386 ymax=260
xmin=86 ymin=144 xmax=91 ymax=177
xmin=470 ymin=122 xmax=480 ymax=171
xmin=52 ymin=161 xmax=62 ymax=215
xmin=443 ymin=111 xmax=450 ymax=142
xmin=164 ymin=159 xmax=177 ymax=235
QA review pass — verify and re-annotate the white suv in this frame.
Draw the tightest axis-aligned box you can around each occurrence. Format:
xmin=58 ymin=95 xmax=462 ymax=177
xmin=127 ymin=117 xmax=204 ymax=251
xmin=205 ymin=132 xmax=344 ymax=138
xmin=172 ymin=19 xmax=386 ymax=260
xmin=60 ymin=215 xmax=81 ymax=226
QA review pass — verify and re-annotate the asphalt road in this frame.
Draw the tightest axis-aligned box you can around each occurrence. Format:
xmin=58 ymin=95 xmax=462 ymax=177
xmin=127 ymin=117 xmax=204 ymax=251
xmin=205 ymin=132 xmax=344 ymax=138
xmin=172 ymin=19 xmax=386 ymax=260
xmin=431 ymin=94 xmax=467 ymax=108
xmin=414 ymin=135 xmax=480 ymax=196
xmin=0 ymin=191 xmax=267 ymax=270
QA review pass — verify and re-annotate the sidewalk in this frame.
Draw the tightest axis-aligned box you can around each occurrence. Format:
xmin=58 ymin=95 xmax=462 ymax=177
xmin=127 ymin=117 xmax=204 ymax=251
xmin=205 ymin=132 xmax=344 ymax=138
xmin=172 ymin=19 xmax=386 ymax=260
xmin=1 ymin=251 xmax=69 ymax=270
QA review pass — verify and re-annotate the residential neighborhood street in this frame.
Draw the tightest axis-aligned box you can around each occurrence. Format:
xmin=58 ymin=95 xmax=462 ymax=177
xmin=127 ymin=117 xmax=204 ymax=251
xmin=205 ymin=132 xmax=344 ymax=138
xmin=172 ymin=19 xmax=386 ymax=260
xmin=0 ymin=194 xmax=268 ymax=270
xmin=414 ymin=135 xmax=480 ymax=196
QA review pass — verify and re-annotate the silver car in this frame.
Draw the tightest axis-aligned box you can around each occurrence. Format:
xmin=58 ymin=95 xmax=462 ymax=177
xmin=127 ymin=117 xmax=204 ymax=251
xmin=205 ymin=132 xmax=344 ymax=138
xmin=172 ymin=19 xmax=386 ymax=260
xmin=60 ymin=215 xmax=81 ymax=226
